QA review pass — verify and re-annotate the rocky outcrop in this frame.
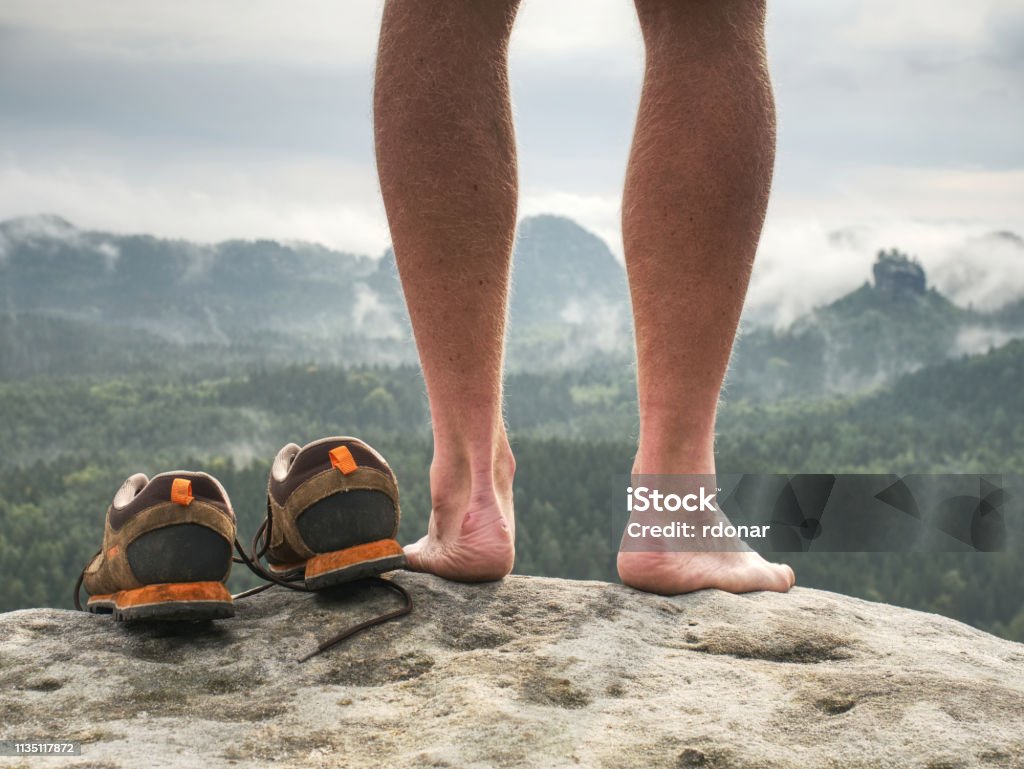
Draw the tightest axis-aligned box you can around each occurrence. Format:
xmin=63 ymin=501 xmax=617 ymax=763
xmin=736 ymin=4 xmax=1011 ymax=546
xmin=874 ymin=249 xmax=926 ymax=298
xmin=2 ymin=574 xmax=1023 ymax=768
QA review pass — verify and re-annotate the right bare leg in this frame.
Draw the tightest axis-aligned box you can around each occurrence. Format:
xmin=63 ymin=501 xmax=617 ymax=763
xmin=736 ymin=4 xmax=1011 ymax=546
xmin=616 ymin=0 xmax=794 ymax=594
xmin=373 ymin=0 xmax=520 ymax=581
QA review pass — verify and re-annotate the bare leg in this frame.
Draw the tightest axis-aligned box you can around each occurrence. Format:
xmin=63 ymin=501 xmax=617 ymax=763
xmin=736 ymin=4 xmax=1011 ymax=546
xmin=617 ymin=0 xmax=795 ymax=594
xmin=374 ymin=0 xmax=519 ymax=581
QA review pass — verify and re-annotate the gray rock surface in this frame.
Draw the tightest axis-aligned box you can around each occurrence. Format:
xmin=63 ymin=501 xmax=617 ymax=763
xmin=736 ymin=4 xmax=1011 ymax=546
xmin=1 ymin=574 xmax=1023 ymax=769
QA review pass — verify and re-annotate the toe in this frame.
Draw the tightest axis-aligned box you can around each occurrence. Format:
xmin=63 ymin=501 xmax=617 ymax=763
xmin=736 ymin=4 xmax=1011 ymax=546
xmin=402 ymin=536 xmax=429 ymax=572
xmin=771 ymin=562 xmax=795 ymax=592
xmin=785 ymin=564 xmax=796 ymax=588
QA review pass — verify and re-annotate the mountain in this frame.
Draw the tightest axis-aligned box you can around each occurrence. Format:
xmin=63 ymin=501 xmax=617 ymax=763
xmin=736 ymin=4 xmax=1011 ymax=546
xmin=505 ymin=215 xmax=633 ymax=365
xmin=0 ymin=214 xmax=632 ymax=371
xmin=727 ymin=250 xmax=1023 ymax=399
xmin=510 ymin=215 xmax=629 ymax=327
xmin=0 ymin=214 xmax=378 ymax=341
xmin=4 ymin=216 xmax=1024 ymax=392
xmin=357 ymin=216 xmax=635 ymax=367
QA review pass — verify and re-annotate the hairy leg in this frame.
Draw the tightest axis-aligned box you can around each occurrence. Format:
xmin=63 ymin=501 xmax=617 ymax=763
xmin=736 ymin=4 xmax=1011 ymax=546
xmin=374 ymin=0 xmax=519 ymax=581
xmin=617 ymin=0 xmax=794 ymax=594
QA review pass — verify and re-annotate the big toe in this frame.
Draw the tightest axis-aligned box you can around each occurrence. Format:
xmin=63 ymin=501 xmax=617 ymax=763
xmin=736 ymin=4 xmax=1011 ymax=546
xmin=765 ymin=561 xmax=795 ymax=592
xmin=783 ymin=563 xmax=796 ymax=588
xmin=402 ymin=536 xmax=430 ymax=572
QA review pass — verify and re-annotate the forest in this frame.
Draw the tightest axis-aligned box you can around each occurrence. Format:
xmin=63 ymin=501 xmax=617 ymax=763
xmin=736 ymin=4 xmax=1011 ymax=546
xmin=1 ymin=340 xmax=1022 ymax=641
xmin=2 ymin=217 xmax=1021 ymax=641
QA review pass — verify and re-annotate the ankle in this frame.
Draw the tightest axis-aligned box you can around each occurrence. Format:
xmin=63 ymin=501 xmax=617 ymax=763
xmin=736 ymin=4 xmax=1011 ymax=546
xmin=633 ymin=437 xmax=715 ymax=476
xmin=429 ymin=432 xmax=515 ymax=516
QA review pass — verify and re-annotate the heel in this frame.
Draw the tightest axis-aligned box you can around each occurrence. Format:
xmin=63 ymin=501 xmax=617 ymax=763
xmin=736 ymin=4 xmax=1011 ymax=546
xmin=107 ymin=581 xmax=234 ymax=621
xmin=296 ymin=490 xmax=398 ymax=553
xmin=126 ymin=523 xmax=232 ymax=584
xmin=304 ymin=539 xmax=406 ymax=590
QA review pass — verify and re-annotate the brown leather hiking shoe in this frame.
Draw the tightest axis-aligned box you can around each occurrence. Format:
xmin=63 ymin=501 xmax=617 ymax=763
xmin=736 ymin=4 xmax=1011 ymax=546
xmin=75 ymin=472 xmax=236 ymax=621
xmin=261 ymin=436 xmax=406 ymax=590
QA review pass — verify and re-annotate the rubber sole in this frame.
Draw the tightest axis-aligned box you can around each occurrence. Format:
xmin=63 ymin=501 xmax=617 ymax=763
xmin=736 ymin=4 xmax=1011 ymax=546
xmin=86 ymin=581 xmax=234 ymax=621
xmin=267 ymin=539 xmax=407 ymax=591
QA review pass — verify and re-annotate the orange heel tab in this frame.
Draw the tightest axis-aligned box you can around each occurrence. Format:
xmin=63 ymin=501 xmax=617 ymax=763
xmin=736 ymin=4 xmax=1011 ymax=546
xmin=329 ymin=446 xmax=358 ymax=475
xmin=171 ymin=478 xmax=194 ymax=506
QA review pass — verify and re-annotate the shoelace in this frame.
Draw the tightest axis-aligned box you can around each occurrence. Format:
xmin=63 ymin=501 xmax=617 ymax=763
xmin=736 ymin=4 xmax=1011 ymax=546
xmin=230 ymin=509 xmax=413 ymax=661
xmin=73 ymin=505 xmax=413 ymax=662
xmin=72 ymin=554 xmax=98 ymax=613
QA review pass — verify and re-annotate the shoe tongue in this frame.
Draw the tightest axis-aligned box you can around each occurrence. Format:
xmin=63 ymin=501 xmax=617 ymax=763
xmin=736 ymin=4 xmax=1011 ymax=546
xmin=113 ymin=473 xmax=149 ymax=507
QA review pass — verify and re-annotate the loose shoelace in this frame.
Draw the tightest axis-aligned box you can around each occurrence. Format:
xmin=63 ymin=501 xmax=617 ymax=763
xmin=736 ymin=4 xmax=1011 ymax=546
xmin=230 ymin=508 xmax=413 ymax=661
xmin=73 ymin=503 xmax=413 ymax=662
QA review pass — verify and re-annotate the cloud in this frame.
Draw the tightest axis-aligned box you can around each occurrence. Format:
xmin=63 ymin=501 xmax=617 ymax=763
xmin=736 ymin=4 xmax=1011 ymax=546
xmin=749 ymin=215 xmax=1024 ymax=327
xmin=351 ymin=284 xmax=402 ymax=339
xmin=771 ymin=166 xmax=1024 ymax=222
xmin=839 ymin=0 xmax=993 ymax=50
xmin=0 ymin=1 xmax=384 ymax=66
xmin=0 ymin=152 xmax=392 ymax=256
xmin=512 ymin=0 xmax=640 ymax=59
xmin=954 ymin=325 xmax=1021 ymax=356
xmin=0 ymin=210 xmax=121 ymax=269
xmin=0 ymin=0 xmax=643 ymax=69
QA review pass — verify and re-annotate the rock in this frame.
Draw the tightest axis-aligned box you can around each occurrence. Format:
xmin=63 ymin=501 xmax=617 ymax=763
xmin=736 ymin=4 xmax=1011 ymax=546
xmin=873 ymin=249 xmax=926 ymax=298
xmin=1 ymin=574 xmax=1022 ymax=768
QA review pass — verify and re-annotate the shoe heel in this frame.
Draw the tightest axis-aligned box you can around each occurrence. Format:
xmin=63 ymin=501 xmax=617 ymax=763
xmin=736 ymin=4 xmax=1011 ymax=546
xmin=127 ymin=523 xmax=233 ymax=584
xmin=304 ymin=539 xmax=406 ymax=590
xmin=296 ymin=489 xmax=399 ymax=553
xmin=109 ymin=582 xmax=234 ymax=621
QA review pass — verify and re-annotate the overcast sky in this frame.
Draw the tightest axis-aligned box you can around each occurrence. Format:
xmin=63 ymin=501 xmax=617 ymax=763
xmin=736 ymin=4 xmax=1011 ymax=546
xmin=1 ymin=1 xmax=1023 ymax=323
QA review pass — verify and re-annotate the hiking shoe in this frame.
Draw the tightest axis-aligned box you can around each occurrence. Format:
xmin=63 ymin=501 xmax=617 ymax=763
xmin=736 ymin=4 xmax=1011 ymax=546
xmin=75 ymin=472 xmax=236 ymax=621
xmin=262 ymin=436 xmax=406 ymax=590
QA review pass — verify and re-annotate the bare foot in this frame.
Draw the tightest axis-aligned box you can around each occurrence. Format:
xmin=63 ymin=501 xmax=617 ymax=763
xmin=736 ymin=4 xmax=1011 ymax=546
xmin=617 ymin=456 xmax=796 ymax=595
xmin=404 ymin=445 xmax=515 ymax=582
xmin=617 ymin=549 xmax=794 ymax=595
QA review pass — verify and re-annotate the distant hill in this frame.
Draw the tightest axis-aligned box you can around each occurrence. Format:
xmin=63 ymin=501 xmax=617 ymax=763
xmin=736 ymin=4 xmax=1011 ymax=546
xmin=0 ymin=213 xmax=632 ymax=371
xmin=727 ymin=250 xmax=1022 ymax=399
xmin=3 ymin=216 xmax=1024 ymax=393
xmin=0 ymin=214 xmax=381 ymax=342
xmin=348 ymin=214 xmax=634 ymax=367
xmin=510 ymin=215 xmax=630 ymax=328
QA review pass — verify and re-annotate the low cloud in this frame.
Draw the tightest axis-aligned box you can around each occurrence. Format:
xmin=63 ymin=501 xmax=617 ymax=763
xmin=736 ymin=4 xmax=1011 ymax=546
xmin=750 ymin=216 xmax=1024 ymax=327
xmin=351 ymin=284 xmax=403 ymax=339
xmin=954 ymin=325 xmax=1020 ymax=356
